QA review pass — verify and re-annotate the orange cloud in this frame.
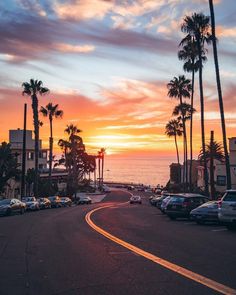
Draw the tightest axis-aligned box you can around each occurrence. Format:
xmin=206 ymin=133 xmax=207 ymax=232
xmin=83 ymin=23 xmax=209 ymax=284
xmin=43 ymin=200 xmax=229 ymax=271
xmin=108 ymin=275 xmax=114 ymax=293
xmin=55 ymin=43 xmax=95 ymax=53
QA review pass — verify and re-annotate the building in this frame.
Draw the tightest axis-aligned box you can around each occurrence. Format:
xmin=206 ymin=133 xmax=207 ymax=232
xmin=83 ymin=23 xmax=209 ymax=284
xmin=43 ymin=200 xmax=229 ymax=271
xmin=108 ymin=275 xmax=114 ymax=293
xmin=10 ymin=129 xmax=48 ymax=171
xmin=197 ymin=137 xmax=236 ymax=193
xmin=3 ymin=129 xmax=48 ymax=199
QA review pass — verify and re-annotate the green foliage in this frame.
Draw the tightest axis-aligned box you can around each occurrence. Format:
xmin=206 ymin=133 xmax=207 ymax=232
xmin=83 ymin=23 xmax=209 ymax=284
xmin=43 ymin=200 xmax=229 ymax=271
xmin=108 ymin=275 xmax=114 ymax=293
xmin=0 ymin=142 xmax=20 ymax=193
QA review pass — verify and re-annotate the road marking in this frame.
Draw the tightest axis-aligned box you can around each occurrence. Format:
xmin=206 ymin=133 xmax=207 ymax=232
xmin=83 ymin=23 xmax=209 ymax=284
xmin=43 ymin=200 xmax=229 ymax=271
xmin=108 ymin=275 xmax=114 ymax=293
xmin=85 ymin=204 xmax=236 ymax=295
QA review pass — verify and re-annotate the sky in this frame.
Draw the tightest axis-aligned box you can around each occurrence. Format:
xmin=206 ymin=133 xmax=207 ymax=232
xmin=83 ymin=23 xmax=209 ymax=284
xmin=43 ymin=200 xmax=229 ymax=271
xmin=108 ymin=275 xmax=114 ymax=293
xmin=0 ymin=0 xmax=236 ymax=160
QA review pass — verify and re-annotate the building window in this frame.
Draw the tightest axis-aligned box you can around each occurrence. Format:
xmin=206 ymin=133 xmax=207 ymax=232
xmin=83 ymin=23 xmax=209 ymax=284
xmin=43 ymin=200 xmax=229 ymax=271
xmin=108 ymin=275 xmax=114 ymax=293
xmin=27 ymin=152 xmax=34 ymax=160
xmin=217 ymin=175 xmax=226 ymax=186
xmin=39 ymin=151 xmax=47 ymax=159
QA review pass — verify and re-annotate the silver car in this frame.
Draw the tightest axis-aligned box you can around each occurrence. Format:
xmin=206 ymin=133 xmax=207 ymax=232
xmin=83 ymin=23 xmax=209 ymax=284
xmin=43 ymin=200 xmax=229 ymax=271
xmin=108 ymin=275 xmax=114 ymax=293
xmin=218 ymin=190 xmax=236 ymax=229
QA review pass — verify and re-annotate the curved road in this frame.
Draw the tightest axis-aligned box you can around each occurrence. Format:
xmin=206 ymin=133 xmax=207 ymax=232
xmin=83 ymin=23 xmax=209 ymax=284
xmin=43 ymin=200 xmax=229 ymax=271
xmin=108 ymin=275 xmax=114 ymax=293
xmin=0 ymin=190 xmax=236 ymax=295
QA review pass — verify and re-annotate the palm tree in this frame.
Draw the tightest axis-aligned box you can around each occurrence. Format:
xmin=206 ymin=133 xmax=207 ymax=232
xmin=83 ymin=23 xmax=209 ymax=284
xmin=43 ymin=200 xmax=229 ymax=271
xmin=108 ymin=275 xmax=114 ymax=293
xmin=172 ymin=102 xmax=196 ymax=186
xmin=165 ymin=119 xmax=182 ymax=164
xmin=178 ymin=40 xmax=206 ymax=190
xmin=208 ymin=0 xmax=231 ymax=189
xmin=181 ymin=13 xmax=211 ymax=196
xmin=22 ymin=79 xmax=49 ymax=197
xmin=199 ymin=131 xmax=224 ymax=199
xmin=167 ymin=75 xmax=192 ymax=186
xmin=40 ymin=103 xmax=63 ymax=186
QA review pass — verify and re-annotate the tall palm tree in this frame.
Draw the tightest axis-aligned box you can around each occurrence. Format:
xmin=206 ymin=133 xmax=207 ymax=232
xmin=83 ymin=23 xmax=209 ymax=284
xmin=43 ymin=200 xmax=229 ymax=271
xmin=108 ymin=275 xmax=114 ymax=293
xmin=172 ymin=102 xmax=196 ymax=185
xmin=208 ymin=0 xmax=231 ymax=189
xmin=165 ymin=119 xmax=183 ymax=165
xmin=40 ymin=103 xmax=63 ymax=186
xmin=22 ymin=79 xmax=49 ymax=197
xmin=199 ymin=131 xmax=224 ymax=199
xmin=181 ymin=13 xmax=211 ymax=196
xmin=178 ymin=40 xmax=206 ymax=190
xmin=167 ymin=75 xmax=192 ymax=187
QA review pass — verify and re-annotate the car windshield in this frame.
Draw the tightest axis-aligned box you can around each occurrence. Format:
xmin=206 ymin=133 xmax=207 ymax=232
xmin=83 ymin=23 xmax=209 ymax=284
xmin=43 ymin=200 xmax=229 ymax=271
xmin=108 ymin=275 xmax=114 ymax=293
xmin=23 ymin=197 xmax=36 ymax=202
xmin=223 ymin=192 xmax=236 ymax=202
xmin=0 ymin=199 xmax=11 ymax=205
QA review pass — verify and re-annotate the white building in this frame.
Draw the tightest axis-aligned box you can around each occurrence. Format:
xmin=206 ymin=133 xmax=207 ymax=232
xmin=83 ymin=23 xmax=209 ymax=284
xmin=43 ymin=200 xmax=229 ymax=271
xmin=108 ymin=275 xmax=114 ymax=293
xmin=197 ymin=137 xmax=236 ymax=193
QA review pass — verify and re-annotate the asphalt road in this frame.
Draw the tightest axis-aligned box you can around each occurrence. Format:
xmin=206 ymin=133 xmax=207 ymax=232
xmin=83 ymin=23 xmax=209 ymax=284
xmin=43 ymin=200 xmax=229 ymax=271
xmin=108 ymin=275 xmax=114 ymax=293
xmin=0 ymin=190 xmax=236 ymax=295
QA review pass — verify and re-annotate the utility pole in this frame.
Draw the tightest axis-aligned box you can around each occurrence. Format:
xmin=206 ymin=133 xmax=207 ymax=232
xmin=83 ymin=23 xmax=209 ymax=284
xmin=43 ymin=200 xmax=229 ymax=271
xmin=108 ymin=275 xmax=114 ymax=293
xmin=21 ymin=103 xmax=27 ymax=200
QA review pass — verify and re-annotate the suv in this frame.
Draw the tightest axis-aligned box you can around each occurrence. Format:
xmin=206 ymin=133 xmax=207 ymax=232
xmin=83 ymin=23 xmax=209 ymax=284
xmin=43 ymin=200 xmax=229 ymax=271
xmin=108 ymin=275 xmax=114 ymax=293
xmin=218 ymin=190 xmax=236 ymax=229
xmin=165 ymin=194 xmax=208 ymax=220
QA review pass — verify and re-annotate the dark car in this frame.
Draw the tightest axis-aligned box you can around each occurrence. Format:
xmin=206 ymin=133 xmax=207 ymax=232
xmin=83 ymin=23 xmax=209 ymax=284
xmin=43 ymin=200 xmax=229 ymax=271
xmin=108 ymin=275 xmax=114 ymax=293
xmin=60 ymin=197 xmax=72 ymax=207
xmin=38 ymin=198 xmax=51 ymax=209
xmin=165 ymin=194 xmax=209 ymax=220
xmin=48 ymin=196 xmax=61 ymax=208
xmin=190 ymin=201 xmax=219 ymax=224
xmin=0 ymin=198 xmax=26 ymax=216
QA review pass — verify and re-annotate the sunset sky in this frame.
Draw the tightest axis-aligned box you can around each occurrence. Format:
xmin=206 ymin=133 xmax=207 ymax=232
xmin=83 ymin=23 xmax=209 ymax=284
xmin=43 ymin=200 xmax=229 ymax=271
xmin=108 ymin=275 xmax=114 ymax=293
xmin=0 ymin=0 xmax=235 ymax=159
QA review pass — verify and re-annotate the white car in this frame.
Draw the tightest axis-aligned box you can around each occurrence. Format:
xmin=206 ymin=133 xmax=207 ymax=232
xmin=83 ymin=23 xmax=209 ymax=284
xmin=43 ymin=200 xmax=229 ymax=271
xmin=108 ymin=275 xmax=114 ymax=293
xmin=218 ymin=190 xmax=236 ymax=229
xmin=130 ymin=195 xmax=142 ymax=204
xmin=22 ymin=197 xmax=40 ymax=211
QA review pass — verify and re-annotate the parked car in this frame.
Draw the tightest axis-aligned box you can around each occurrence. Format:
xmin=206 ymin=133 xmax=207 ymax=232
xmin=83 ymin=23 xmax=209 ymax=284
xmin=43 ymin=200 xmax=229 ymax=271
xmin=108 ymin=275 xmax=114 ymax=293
xmin=130 ymin=195 xmax=142 ymax=204
xmin=127 ymin=185 xmax=135 ymax=191
xmin=160 ymin=196 xmax=172 ymax=213
xmin=38 ymin=198 xmax=51 ymax=209
xmin=218 ymin=190 xmax=236 ymax=229
xmin=102 ymin=185 xmax=111 ymax=193
xmin=77 ymin=196 xmax=92 ymax=205
xmin=155 ymin=195 xmax=170 ymax=209
xmin=165 ymin=194 xmax=209 ymax=220
xmin=190 ymin=201 xmax=219 ymax=224
xmin=22 ymin=197 xmax=40 ymax=211
xmin=48 ymin=196 xmax=61 ymax=208
xmin=60 ymin=197 xmax=72 ymax=207
xmin=0 ymin=198 xmax=26 ymax=216
xmin=150 ymin=196 xmax=162 ymax=206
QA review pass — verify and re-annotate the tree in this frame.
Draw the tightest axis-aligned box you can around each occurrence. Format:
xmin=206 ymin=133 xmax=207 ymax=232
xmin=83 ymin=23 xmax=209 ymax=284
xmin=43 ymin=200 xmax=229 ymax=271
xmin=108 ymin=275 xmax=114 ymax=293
xmin=0 ymin=142 xmax=20 ymax=194
xmin=165 ymin=119 xmax=182 ymax=164
xmin=172 ymin=102 xmax=196 ymax=187
xmin=167 ymin=75 xmax=192 ymax=186
xmin=199 ymin=131 xmax=224 ymax=199
xmin=22 ymin=79 xmax=49 ymax=197
xmin=58 ymin=125 xmax=85 ymax=195
xmin=40 ymin=103 xmax=63 ymax=188
xmin=178 ymin=40 xmax=206 ymax=190
xmin=208 ymin=0 xmax=231 ymax=189
xmin=181 ymin=13 xmax=211 ymax=196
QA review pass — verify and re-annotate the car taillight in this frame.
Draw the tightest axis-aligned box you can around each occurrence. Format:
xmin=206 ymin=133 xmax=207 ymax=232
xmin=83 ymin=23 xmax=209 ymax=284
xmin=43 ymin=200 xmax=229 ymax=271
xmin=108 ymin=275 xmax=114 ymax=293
xmin=218 ymin=200 xmax=222 ymax=209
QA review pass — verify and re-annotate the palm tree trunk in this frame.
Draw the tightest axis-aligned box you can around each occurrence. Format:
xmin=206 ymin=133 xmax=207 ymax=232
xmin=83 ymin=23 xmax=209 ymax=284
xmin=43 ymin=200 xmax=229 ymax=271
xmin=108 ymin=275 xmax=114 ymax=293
xmin=179 ymin=96 xmax=186 ymax=189
xmin=32 ymin=94 xmax=39 ymax=198
xmin=210 ymin=131 xmax=215 ymax=199
xmin=102 ymin=154 xmax=104 ymax=187
xmin=49 ymin=117 xmax=53 ymax=188
xmin=174 ymin=134 xmax=180 ymax=164
xmin=209 ymin=0 xmax=231 ymax=189
xmin=98 ymin=157 xmax=101 ymax=188
xmin=197 ymin=39 xmax=209 ymax=196
xmin=189 ymin=70 xmax=195 ymax=192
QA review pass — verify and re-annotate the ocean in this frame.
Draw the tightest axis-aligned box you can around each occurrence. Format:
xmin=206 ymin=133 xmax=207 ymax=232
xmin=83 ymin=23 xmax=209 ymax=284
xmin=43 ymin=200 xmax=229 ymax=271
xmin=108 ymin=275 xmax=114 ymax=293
xmin=103 ymin=155 xmax=176 ymax=187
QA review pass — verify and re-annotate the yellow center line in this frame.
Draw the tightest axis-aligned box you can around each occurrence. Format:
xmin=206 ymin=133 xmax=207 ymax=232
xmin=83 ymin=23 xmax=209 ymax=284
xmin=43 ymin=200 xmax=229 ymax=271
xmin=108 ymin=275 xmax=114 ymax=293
xmin=85 ymin=204 xmax=236 ymax=295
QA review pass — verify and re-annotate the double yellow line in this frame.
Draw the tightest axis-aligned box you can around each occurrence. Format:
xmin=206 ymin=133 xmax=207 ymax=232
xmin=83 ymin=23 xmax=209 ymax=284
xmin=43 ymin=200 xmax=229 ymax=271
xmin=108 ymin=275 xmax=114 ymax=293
xmin=85 ymin=204 xmax=236 ymax=295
